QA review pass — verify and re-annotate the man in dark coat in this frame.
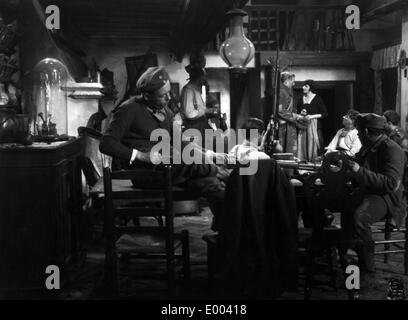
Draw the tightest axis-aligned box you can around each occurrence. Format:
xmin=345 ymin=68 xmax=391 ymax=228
xmin=99 ymin=66 xmax=225 ymax=225
xmin=343 ymin=113 xmax=406 ymax=274
xmin=216 ymin=159 xmax=298 ymax=299
xmin=383 ymin=109 xmax=408 ymax=151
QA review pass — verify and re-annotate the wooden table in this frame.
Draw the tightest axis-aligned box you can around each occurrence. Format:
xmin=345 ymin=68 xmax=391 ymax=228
xmin=0 ymin=138 xmax=83 ymax=298
xmin=276 ymin=159 xmax=322 ymax=172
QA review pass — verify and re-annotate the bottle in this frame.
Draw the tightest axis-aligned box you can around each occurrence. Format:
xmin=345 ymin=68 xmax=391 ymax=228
xmin=0 ymin=83 xmax=9 ymax=106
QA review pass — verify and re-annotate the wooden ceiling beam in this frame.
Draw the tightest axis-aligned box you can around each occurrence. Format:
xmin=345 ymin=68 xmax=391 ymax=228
xmin=72 ymin=20 xmax=175 ymax=27
xmin=83 ymin=31 xmax=171 ymax=36
xmin=58 ymin=3 xmax=182 ymax=14
xmin=87 ymin=35 xmax=168 ymax=39
xmin=171 ymin=0 xmax=240 ymax=61
xmin=73 ymin=16 xmax=175 ymax=22
xmin=359 ymin=0 xmax=408 ymax=23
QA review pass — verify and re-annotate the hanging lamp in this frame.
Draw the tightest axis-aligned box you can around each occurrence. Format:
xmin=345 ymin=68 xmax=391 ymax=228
xmin=219 ymin=8 xmax=255 ymax=73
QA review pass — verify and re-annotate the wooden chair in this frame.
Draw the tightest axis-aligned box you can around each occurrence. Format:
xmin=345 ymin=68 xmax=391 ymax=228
xmin=373 ymin=152 xmax=408 ymax=275
xmin=202 ymin=232 xmax=218 ymax=289
xmin=301 ymin=152 xmax=361 ymax=300
xmin=78 ymin=127 xmax=104 ymax=189
xmin=102 ymin=159 xmax=190 ymax=296
xmin=77 ymin=127 xmax=105 ymax=246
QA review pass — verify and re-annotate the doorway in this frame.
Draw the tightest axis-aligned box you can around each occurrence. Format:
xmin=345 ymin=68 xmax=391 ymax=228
xmin=294 ymin=81 xmax=354 ymax=147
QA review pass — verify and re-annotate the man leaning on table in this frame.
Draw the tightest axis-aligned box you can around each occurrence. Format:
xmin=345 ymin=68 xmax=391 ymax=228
xmin=99 ymin=66 xmax=225 ymax=229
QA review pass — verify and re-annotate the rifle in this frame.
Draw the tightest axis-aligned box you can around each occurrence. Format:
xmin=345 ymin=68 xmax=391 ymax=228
xmin=264 ymin=32 xmax=283 ymax=155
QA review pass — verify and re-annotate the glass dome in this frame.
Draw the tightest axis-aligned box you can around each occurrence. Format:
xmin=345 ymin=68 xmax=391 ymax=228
xmin=30 ymin=58 xmax=68 ymax=138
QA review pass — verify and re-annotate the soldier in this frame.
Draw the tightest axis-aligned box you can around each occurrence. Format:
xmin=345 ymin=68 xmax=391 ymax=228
xmin=343 ymin=113 xmax=406 ymax=278
xmin=277 ymin=71 xmax=297 ymax=155
xmin=100 ymin=66 xmax=225 ymax=229
xmin=383 ymin=110 xmax=408 ymax=151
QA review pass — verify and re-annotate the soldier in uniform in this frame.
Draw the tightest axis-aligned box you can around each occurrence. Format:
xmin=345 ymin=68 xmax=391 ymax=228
xmin=383 ymin=110 xmax=408 ymax=151
xmin=100 ymin=66 xmax=225 ymax=229
xmin=277 ymin=72 xmax=298 ymax=155
xmin=343 ymin=113 xmax=406 ymax=276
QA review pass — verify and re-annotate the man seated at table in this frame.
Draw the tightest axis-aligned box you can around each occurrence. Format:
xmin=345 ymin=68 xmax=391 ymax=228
xmin=325 ymin=109 xmax=362 ymax=158
xmin=343 ymin=113 xmax=406 ymax=280
xmin=99 ymin=66 xmax=225 ymax=228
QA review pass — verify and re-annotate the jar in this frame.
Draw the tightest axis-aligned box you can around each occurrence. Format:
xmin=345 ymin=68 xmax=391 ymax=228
xmin=30 ymin=58 xmax=68 ymax=137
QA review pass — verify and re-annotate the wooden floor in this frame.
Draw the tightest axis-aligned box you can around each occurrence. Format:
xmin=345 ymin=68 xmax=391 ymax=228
xmin=59 ymin=208 xmax=408 ymax=300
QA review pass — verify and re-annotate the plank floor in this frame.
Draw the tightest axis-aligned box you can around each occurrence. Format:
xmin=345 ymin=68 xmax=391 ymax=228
xmin=58 ymin=208 xmax=408 ymax=300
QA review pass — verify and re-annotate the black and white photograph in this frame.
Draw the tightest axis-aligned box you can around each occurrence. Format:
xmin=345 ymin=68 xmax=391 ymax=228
xmin=1 ymin=0 xmax=408 ymax=307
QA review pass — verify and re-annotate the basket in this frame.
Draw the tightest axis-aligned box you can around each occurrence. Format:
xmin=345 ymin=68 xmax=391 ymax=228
xmin=0 ymin=24 xmax=18 ymax=54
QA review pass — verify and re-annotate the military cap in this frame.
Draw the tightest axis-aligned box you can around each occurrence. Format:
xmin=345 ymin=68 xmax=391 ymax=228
xmin=136 ymin=66 xmax=171 ymax=93
xmin=358 ymin=113 xmax=387 ymax=130
xmin=281 ymin=71 xmax=295 ymax=83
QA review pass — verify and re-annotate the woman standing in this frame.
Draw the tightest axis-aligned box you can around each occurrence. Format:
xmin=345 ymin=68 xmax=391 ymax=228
xmin=296 ymin=79 xmax=328 ymax=161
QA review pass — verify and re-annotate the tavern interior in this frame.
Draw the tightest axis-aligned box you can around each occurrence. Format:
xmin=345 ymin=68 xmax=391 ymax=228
xmin=0 ymin=0 xmax=407 ymax=300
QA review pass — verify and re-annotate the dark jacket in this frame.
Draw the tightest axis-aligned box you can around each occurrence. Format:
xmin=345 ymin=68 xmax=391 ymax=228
xmin=296 ymin=94 xmax=328 ymax=130
xmin=354 ymin=135 xmax=407 ymax=227
xmin=99 ymin=97 xmax=218 ymax=185
xmin=216 ymin=159 xmax=298 ymax=298
xmin=100 ymin=97 xmax=174 ymax=162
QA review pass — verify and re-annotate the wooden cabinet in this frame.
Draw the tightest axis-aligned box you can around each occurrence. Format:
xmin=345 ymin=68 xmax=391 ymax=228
xmin=0 ymin=138 xmax=82 ymax=298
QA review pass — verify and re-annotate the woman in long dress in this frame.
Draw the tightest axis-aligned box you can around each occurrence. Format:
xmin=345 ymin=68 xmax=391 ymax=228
xmin=296 ymin=79 xmax=328 ymax=162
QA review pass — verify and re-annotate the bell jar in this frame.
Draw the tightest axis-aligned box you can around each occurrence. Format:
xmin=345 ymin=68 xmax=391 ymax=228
xmin=30 ymin=58 xmax=68 ymax=139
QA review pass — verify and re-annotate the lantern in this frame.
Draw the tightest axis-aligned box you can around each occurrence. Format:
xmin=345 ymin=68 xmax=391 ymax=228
xmin=219 ymin=9 xmax=255 ymax=73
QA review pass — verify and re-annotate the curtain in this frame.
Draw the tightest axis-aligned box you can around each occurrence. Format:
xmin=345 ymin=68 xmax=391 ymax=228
xmin=373 ymin=71 xmax=383 ymax=114
xmin=370 ymin=44 xmax=401 ymax=71
xmin=371 ymin=44 xmax=401 ymax=114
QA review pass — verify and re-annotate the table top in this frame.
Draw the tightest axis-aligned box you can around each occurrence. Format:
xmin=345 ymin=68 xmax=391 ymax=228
xmin=276 ymin=159 xmax=322 ymax=172
xmin=0 ymin=137 xmax=80 ymax=152
xmin=0 ymin=137 xmax=83 ymax=167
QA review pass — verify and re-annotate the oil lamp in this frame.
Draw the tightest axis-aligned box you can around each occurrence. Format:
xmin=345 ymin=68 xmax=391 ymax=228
xmin=219 ymin=9 xmax=255 ymax=73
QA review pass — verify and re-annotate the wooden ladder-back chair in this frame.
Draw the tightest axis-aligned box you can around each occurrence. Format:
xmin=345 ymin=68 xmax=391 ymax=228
xmin=302 ymin=152 xmax=362 ymax=300
xmin=102 ymin=157 xmax=190 ymax=297
xmin=373 ymin=150 xmax=408 ymax=274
